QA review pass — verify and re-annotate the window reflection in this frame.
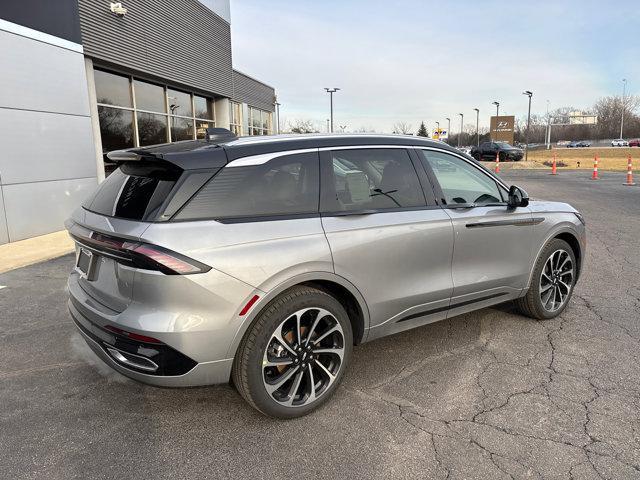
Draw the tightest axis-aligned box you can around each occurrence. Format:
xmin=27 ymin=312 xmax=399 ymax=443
xmin=168 ymin=89 xmax=192 ymax=117
xmin=194 ymin=96 xmax=213 ymax=120
xmin=98 ymin=106 xmax=134 ymax=152
xmin=95 ymin=70 xmax=132 ymax=108
xmin=171 ymin=117 xmax=194 ymax=141
xmin=134 ymin=80 xmax=165 ymax=113
xmin=137 ymin=113 xmax=167 ymax=146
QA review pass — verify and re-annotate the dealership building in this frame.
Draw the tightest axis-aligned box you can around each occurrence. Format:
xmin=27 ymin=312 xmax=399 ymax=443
xmin=0 ymin=0 xmax=276 ymax=244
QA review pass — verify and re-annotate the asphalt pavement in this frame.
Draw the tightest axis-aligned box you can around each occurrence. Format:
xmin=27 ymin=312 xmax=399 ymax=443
xmin=1 ymin=170 xmax=639 ymax=479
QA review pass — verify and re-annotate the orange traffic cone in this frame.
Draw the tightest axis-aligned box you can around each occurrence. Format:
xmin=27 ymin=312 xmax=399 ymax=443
xmin=494 ymin=152 xmax=500 ymax=174
xmin=550 ymin=153 xmax=557 ymax=175
xmin=624 ymin=155 xmax=636 ymax=186
xmin=591 ymin=155 xmax=598 ymax=180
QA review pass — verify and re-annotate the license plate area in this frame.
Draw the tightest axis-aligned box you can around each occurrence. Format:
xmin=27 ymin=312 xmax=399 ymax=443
xmin=76 ymin=247 xmax=97 ymax=281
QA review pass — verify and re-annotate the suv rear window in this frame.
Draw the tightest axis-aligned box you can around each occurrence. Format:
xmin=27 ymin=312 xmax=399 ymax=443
xmin=83 ymin=163 xmax=182 ymax=220
xmin=175 ymin=151 xmax=319 ymax=221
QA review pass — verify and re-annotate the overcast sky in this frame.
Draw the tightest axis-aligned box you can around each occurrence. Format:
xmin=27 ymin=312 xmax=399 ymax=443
xmin=230 ymin=0 xmax=638 ymax=134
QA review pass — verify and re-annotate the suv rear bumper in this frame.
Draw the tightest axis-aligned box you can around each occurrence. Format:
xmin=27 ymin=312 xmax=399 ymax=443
xmin=70 ymin=300 xmax=233 ymax=386
xmin=68 ymin=271 xmax=236 ymax=387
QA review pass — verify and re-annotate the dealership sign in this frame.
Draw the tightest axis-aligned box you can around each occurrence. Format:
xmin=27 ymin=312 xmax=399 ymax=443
xmin=433 ymin=128 xmax=448 ymax=140
xmin=490 ymin=115 xmax=515 ymax=144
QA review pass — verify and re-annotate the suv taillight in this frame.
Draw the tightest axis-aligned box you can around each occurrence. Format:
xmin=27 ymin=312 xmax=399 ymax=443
xmin=72 ymin=231 xmax=211 ymax=275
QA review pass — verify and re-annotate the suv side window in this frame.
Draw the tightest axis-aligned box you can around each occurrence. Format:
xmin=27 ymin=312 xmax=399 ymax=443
xmin=419 ymin=150 xmax=505 ymax=206
xmin=175 ymin=151 xmax=319 ymax=220
xmin=321 ymin=148 xmax=426 ymax=212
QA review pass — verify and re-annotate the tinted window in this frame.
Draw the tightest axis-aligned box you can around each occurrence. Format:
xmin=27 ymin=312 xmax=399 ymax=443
xmin=194 ymin=96 xmax=213 ymax=120
xmin=134 ymin=80 xmax=165 ymax=113
xmin=83 ymin=164 xmax=181 ymax=220
xmin=137 ymin=113 xmax=168 ymax=145
xmin=322 ymin=149 xmax=425 ymax=212
xmin=420 ymin=151 xmax=504 ymax=206
xmin=95 ymin=70 xmax=132 ymax=108
xmin=175 ymin=152 xmax=319 ymax=220
xmin=167 ymin=89 xmax=192 ymax=117
xmin=97 ymin=106 xmax=134 ymax=153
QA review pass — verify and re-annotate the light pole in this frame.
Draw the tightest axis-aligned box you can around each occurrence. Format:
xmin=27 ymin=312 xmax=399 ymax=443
xmin=445 ymin=117 xmax=451 ymax=140
xmin=523 ymin=91 xmax=533 ymax=161
xmin=274 ymin=101 xmax=281 ymax=134
xmin=492 ymin=101 xmax=500 ymax=116
xmin=435 ymin=121 xmax=440 ymax=138
xmin=324 ymin=87 xmax=340 ymax=133
xmin=620 ymin=78 xmax=627 ymax=139
xmin=326 ymin=119 xmax=330 ymax=133
xmin=458 ymin=113 xmax=464 ymax=147
xmin=545 ymin=100 xmax=551 ymax=150
xmin=339 ymin=125 xmax=347 ymax=132
xmin=473 ymin=108 xmax=479 ymax=147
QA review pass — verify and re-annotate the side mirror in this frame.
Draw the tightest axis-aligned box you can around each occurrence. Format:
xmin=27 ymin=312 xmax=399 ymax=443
xmin=508 ymin=185 xmax=529 ymax=208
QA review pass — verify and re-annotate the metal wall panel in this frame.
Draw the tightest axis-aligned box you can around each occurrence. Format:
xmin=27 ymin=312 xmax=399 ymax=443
xmin=3 ymin=178 xmax=98 ymax=242
xmin=78 ymin=0 xmax=233 ymax=98
xmin=0 ymin=28 xmax=89 ymax=115
xmin=0 ymin=109 xmax=96 ymax=184
xmin=232 ymin=70 xmax=276 ymax=112
xmin=0 ymin=0 xmax=82 ymax=43
xmin=0 ymin=190 xmax=8 ymax=245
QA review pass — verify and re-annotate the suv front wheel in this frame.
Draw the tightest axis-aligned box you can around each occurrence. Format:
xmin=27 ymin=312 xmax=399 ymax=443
xmin=232 ymin=286 xmax=353 ymax=418
xmin=515 ymin=238 xmax=576 ymax=320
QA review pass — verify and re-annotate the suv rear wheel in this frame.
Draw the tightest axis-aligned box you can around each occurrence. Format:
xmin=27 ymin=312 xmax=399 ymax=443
xmin=232 ymin=286 xmax=353 ymax=418
xmin=515 ymin=238 xmax=576 ymax=320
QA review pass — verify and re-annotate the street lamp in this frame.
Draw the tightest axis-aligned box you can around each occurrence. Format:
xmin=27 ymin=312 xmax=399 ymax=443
xmin=435 ymin=121 xmax=440 ymax=138
xmin=621 ymin=78 xmax=627 ymax=139
xmin=473 ymin=108 xmax=479 ymax=147
xmin=445 ymin=117 xmax=451 ymax=140
xmin=324 ymin=88 xmax=340 ymax=133
xmin=492 ymin=101 xmax=500 ymax=116
xmin=274 ymin=101 xmax=281 ymax=134
xmin=458 ymin=113 xmax=464 ymax=147
xmin=523 ymin=90 xmax=533 ymax=161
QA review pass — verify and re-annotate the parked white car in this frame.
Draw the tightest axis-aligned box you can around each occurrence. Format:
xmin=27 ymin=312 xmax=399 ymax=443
xmin=612 ymin=139 xmax=629 ymax=147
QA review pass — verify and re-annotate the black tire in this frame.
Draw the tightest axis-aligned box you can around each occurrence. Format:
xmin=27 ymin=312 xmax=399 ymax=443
xmin=499 ymin=152 xmax=506 ymax=162
xmin=232 ymin=286 xmax=353 ymax=418
xmin=515 ymin=238 xmax=577 ymax=320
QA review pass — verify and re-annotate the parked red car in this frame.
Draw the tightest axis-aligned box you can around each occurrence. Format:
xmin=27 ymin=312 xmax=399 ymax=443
xmin=629 ymin=139 xmax=640 ymax=147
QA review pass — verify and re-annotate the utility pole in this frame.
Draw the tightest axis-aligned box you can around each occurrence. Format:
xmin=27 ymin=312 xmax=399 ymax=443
xmin=473 ymin=108 xmax=479 ymax=147
xmin=324 ymin=88 xmax=340 ymax=133
xmin=458 ymin=113 xmax=464 ymax=147
xmin=523 ymin=91 xmax=533 ymax=161
xmin=620 ymin=78 xmax=627 ymax=139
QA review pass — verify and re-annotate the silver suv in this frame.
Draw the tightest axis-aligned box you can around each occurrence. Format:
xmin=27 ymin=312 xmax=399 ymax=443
xmin=66 ymin=132 xmax=586 ymax=418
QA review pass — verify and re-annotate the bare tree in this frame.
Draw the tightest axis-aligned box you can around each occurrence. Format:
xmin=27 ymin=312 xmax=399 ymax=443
xmin=392 ymin=122 xmax=413 ymax=135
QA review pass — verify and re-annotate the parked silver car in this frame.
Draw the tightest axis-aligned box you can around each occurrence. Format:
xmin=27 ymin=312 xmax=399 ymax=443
xmin=66 ymin=132 xmax=586 ymax=418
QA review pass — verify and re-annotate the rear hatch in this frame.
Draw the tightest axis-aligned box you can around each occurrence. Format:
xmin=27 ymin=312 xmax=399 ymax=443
xmin=67 ymin=146 xmax=225 ymax=312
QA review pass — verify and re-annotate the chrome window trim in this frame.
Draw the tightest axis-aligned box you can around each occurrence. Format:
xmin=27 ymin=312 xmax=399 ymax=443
xmin=225 ymin=148 xmax=319 ymax=167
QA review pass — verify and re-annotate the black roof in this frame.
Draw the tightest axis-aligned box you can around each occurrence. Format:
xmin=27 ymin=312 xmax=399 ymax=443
xmin=122 ymin=134 xmax=461 ymax=170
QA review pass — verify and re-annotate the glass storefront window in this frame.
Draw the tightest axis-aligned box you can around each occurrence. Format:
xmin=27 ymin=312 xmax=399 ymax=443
xmin=171 ymin=117 xmax=194 ymax=141
xmin=95 ymin=70 xmax=132 ymax=108
xmin=134 ymin=80 xmax=165 ymax=113
xmin=167 ymin=89 xmax=192 ymax=117
xmin=137 ymin=112 xmax=168 ymax=145
xmin=195 ymin=119 xmax=214 ymax=139
xmin=98 ymin=106 xmax=134 ymax=152
xmin=194 ymin=96 xmax=213 ymax=120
